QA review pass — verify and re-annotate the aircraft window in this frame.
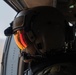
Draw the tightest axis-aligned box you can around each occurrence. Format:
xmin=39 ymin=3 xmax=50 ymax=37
xmin=0 ymin=1 xmax=17 ymax=75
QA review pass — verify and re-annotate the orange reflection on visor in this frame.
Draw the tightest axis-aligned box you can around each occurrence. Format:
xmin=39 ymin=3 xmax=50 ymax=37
xmin=14 ymin=30 xmax=27 ymax=50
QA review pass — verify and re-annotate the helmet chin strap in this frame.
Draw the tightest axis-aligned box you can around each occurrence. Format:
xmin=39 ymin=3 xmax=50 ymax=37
xmin=21 ymin=45 xmax=76 ymax=63
xmin=21 ymin=51 xmax=46 ymax=61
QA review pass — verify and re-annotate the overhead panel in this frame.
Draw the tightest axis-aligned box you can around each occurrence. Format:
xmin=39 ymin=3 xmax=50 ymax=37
xmin=4 ymin=0 xmax=76 ymax=21
xmin=4 ymin=0 xmax=27 ymax=12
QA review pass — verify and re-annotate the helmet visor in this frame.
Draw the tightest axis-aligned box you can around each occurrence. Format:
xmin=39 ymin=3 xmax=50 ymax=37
xmin=14 ymin=30 xmax=27 ymax=50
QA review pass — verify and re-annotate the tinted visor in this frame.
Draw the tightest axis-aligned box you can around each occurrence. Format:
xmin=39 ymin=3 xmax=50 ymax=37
xmin=14 ymin=30 xmax=27 ymax=50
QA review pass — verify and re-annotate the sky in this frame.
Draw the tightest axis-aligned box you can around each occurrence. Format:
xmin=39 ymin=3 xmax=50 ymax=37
xmin=0 ymin=0 xmax=16 ymax=39
xmin=0 ymin=0 xmax=17 ymax=74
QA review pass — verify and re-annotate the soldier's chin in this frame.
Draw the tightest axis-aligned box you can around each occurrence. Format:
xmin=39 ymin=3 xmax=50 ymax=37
xmin=24 ymin=59 xmax=33 ymax=63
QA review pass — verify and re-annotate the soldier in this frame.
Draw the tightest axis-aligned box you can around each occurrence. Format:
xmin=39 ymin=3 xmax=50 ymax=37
xmin=4 ymin=0 xmax=76 ymax=75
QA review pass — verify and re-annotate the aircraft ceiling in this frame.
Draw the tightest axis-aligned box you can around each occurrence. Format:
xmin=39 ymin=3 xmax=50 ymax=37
xmin=4 ymin=0 xmax=76 ymax=22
